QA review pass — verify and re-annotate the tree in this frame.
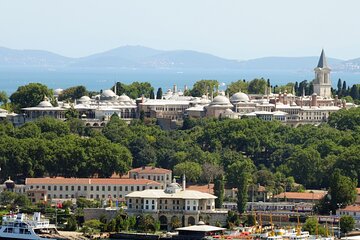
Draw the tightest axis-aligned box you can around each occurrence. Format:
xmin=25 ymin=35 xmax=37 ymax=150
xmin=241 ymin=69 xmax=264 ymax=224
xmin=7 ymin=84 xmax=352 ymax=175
xmin=58 ymin=85 xmax=88 ymax=101
xmin=248 ymin=78 xmax=267 ymax=94
xmin=303 ymin=217 xmax=326 ymax=235
xmin=190 ymin=80 xmax=219 ymax=97
xmin=156 ymin=88 xmax=163 ymax=99
xmin=150 ymin=89 xmax=155 ymax=99
xmin=328 ymin=107 xmax=360 ymax=131
xmin=328 ymin=169 xmax=357 ymax=212
xmin=0 ymin=91 xmax=8 ymax=105
xmin=82 ymin=219 xmax=102 ymax=234
xmin=201 ymin=162 xmax=224 ymax=187
xmin=173 ymin=162 xmax=202 ymax=182
xmin=340 ymin=215 xmax=355 ymax=234
xmin=342 ymin=81 xmax=347 ymax=97
xmin=65 ymin=215 xmax=77 ymax=231
xmin=10 ymin=83 xmax=54 ymax=111
xmin=350 ymin=85 xmax=359 ymax=100
xmin=337 ymin=79 xmax=342 ymax=96
xmin=226 ymin=80 xmax=249 ymax=96
xmin=227 ymin=159 xmax=255 ymax=213
xmin=214 ymin=174 xmax=224 ymax=208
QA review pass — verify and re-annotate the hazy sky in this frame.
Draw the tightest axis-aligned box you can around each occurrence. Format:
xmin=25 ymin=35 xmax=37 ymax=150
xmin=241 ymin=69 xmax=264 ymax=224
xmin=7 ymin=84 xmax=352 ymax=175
xmin=0 ymin=0 xmax=359 ymax=60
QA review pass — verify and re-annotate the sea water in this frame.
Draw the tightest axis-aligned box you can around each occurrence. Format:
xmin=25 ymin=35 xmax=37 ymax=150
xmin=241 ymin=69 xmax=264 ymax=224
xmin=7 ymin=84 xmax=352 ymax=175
xmin=0 ymin=67 xmax=359 ymax=94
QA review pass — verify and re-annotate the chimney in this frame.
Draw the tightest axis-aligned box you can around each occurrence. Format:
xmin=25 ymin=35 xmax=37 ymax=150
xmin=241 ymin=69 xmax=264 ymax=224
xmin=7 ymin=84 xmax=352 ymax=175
xmin=182 ymin=174 xmax=186 ymax=191
xmin=311 ymin=93 xmax=318 ymax=107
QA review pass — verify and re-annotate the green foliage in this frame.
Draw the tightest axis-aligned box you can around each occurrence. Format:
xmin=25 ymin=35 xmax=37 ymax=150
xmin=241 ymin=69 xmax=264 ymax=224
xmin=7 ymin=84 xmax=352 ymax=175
xmin=0 ymin=91 xmax=8 ymax=105
xmin=340 ymin=215 xmax=355 ymax=234
xmin=214 ymin=175 xmax=225 ymax=208
xmin=156 ymin=87 xmax=163 ymax=99
xmin=10 ymin=83 xmax=54 ymax=111
xmin=189 ymin=80 xmax=219 ymax=97
xmin=0 ymin=191 xmax=31 ymax=209
xmin=328 ymin=107 xmax=360 ymax=131
xmin=82 ymin=219 xmax=102 ymax=234
xmin=65 ymin=215 xmax=77 ymax=231
xmin=303 ymin=217 xmax=326 ymax=236
xmin=114 ymin=82 xmax=154 ymax=99
xmin=226 ymin=80 xmax=249 ymax=95
xmin=58 ymin=86 xmax=88 ymax=101
xmin=248 ymin=78 xmax=267 ymax=94
xmin=173 ymin=161 xmax=202 ymax=182
xmin=328 ymin=169 xmax=357 ymax=211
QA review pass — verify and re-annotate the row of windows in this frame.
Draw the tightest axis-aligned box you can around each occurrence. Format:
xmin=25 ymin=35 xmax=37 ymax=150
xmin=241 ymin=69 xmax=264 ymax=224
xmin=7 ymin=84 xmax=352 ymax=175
xmin=30 ymin=185 xmax=159 ymax=192
xmin=50 ymin=193 xmax=124 ymax=199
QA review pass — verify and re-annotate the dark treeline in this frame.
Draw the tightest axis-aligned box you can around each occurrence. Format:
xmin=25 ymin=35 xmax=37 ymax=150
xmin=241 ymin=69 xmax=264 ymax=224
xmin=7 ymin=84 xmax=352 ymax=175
xmin=0 ymin=107 xmax=359 ymax=194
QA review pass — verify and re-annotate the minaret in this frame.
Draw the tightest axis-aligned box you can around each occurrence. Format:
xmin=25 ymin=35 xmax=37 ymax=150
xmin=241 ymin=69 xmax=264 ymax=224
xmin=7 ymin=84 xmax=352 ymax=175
xmin=313 ymin=49 xmax=332 ymax=98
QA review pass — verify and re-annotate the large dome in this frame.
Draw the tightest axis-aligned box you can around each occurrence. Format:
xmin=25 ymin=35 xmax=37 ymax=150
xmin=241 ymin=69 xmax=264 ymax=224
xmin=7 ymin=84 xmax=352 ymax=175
xmin=54 ymin=88 xmax=63 ymax=96
xmin=210 ymin=95 xmax=231 ymax=106
xmin=118 ymin=93 xmax=131 ymax=102
xmin=230 ymin=92 xmax=250 ymax=103
xmin=78 ymin=96 xmax=91 ymax=102
xmin=101 ymin=89 xmax=117 ymax=98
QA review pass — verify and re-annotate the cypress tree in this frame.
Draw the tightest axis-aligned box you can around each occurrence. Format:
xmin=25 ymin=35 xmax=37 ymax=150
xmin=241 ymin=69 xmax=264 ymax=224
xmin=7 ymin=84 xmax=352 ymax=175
xmin=350 ymin=85 xmax=359 ymax=100
xmin=150 ymin=90 xmax=155 ymax=99
xmin=342 ymin=81 xmax=347 ymax=97
xmin=156 ymin=88 xmax=163 ymax=99
xmin=214 ymin=175 xmax=224 ymax=208
xmin=337 ymin=79 xmax=342 ymax=96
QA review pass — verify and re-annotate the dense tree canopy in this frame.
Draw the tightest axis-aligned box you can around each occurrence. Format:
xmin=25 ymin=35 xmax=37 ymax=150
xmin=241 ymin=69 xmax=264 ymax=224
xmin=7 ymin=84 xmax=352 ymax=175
xmin=9 ymin=83 xmax=54 ymax=111
xmin=58 ymin=85 xmax=88 ymax=101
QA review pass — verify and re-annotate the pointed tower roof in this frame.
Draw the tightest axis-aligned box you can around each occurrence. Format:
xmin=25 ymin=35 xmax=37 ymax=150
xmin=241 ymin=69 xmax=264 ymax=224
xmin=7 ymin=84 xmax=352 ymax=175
xmin=317 ymin=49 xmax=329 ymax=68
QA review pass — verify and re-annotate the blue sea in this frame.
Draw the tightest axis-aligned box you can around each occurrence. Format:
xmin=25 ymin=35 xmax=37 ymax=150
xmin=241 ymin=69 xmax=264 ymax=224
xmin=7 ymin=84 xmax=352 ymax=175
xmin=0 ymin=68 xmax=359 ymax=94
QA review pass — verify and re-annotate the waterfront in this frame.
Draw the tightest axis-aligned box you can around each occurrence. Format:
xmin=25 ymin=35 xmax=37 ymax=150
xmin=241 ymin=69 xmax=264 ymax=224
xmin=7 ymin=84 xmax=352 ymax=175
xmin=1 ymin=67 xmax=359 ymax=94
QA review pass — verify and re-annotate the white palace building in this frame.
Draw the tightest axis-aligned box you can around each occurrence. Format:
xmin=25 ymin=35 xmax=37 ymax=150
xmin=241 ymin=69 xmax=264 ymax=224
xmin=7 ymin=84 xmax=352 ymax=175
xmin=1 ymin=50 xmax=357 ymax=127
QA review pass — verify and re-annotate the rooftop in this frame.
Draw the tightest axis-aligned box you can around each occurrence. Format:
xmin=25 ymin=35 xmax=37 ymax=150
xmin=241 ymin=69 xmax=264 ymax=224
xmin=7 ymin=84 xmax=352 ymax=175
xmin=338 ymin=205 xmax=360 ymax=212
xmin=25 ymin=177 xmax=160 ymax=186
xmin=273 ymin=192 xmax=326 ymax=200
xmin=126 ymin=189 xmax=216 ymax=200
xmin=129 ymin=166 xmax=172 ymax=174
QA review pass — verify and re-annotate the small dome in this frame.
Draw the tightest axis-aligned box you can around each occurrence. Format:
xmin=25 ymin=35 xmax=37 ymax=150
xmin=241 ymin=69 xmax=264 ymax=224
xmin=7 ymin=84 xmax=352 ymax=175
xmin=4 ymin=177 xmax=15 ymax=189
xmin=118 ymin=94 xmax=131 ymax=102
xmin=78 ymin=96 xmax=91 ymax=102
xmin=230 ymin=92 xmax=250 ymax=103
xmin=210 ymin=95 xmax=231 ymax=105
xmin=197 ymin=221 xmax=205 ymax=225
xmin=101 ymin=89 xmax=117 ymax=98
xmin=37 ymin=98 xmax=53 ymax=108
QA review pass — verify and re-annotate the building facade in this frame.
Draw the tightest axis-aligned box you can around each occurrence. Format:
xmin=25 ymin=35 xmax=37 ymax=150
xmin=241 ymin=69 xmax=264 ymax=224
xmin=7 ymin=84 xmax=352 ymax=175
xmin=128 ymin=166 xmax=172 ymax=188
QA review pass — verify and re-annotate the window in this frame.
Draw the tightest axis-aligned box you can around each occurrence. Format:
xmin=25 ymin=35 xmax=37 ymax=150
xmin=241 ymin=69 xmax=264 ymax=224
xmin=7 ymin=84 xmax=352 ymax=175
xmin=84 ymin=186 xmax=87 ymax=191
xmin=71 ymin=186 xmax=74 ymax=191
xmin=96 ymin=186 xmax=99 ymax=191
xmin=59 ymin=194 xmax=63 ymax=198
xmin=90 ymin=194 xmax=93 ymax=198
xmin=119 ymin=186 xmax=123 ymax=191
xmin=131 ymin=186 xmax=134 ymax=191
xmin=102 ymin=194 xmax=105 ymax=198
xmin=65 ymin=186 xmax=68 ymax=191
xmin=59 ymin=186 xmax=63 ymax=191
xmin=108 ymin=186 xmax=111 ymax=191
xmin=48 ymin=186 xmax=51 ymax=191
xmin=78 ymin=186 xmax=81 ymax=191
xmin=113 ymin=194 xmax=116 ymax=198
xmin=137 ymin=186 xmax=140 ymax=191
xmin=142 ymin=186 xmax=145 ymax=190
xmin=102 ymin=186 xmax=105 ymax=191
xmin=54 ymin=186 xmax=57 ymax=191
xmin=42 ymin=185 xmax=45 ymax=190
xmin=91 ymin=186 xmax=93 ymax=191
xmin=125 ymin=186 xmax=128 ymax=191
xmin=146 ymin=200 xmax=148 ymax=204
xmin=113 ymin=186 xmax=116 ymax=191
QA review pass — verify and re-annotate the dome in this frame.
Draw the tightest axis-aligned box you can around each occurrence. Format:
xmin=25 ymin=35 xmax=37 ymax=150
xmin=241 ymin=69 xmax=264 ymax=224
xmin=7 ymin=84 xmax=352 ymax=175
xmin=118 ymin=94 xmax=131 ymax=102
xmin=78 ymin=96 xmax=91 ymax=102
xmin=4 ymin=177 xmax=15 ymax=189
xmin=210 ymin=95 xmax=231 ymax=106
xmin=101 ymin=89 xmax=117 ymax=98
xmin=230 ymin=92 xmax=250 ymax=103
xmin=37 ymin=100 xmax=53 ymax=108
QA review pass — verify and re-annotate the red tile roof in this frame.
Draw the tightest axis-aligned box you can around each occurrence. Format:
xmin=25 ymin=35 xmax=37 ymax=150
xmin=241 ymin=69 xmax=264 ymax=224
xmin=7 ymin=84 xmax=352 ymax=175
xmin=129 ymin=166 xmax=171 ymax=174
xmin=25 ymin=177 xmax=160 ymax=185
xmin=274 ymin=192 xmax=326 ymax=200
xmin=186 ymin=184 xmax=214 ymax=194
xmin=340 ymin=205 xmax=360 ymax=212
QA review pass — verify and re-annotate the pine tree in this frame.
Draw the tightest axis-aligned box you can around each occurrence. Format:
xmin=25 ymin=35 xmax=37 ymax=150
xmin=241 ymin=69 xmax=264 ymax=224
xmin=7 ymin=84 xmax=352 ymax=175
xmin=156 ymin=88 xmax=163 ymax=99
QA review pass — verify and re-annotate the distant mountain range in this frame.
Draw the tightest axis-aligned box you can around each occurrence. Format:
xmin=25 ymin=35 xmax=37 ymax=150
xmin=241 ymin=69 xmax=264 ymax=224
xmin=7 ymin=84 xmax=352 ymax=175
xmin=0 ymin=45 xmax=359 ymax=71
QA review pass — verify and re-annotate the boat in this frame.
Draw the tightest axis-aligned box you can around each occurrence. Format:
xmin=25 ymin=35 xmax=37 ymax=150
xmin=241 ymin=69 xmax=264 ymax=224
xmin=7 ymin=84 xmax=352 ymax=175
xmin=0 ymin=212 xmax=68 ymax=240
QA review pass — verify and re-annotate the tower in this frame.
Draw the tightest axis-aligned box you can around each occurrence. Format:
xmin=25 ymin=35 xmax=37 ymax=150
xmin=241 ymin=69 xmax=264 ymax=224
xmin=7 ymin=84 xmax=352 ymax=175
xmin=313 ymin=49 xmax=332 ymax=98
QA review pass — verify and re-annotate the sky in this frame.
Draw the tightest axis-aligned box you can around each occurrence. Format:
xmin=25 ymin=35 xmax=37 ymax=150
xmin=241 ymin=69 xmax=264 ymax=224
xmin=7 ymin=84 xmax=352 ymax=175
xmin=0 ymin=0 xmax=359 ymax=60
